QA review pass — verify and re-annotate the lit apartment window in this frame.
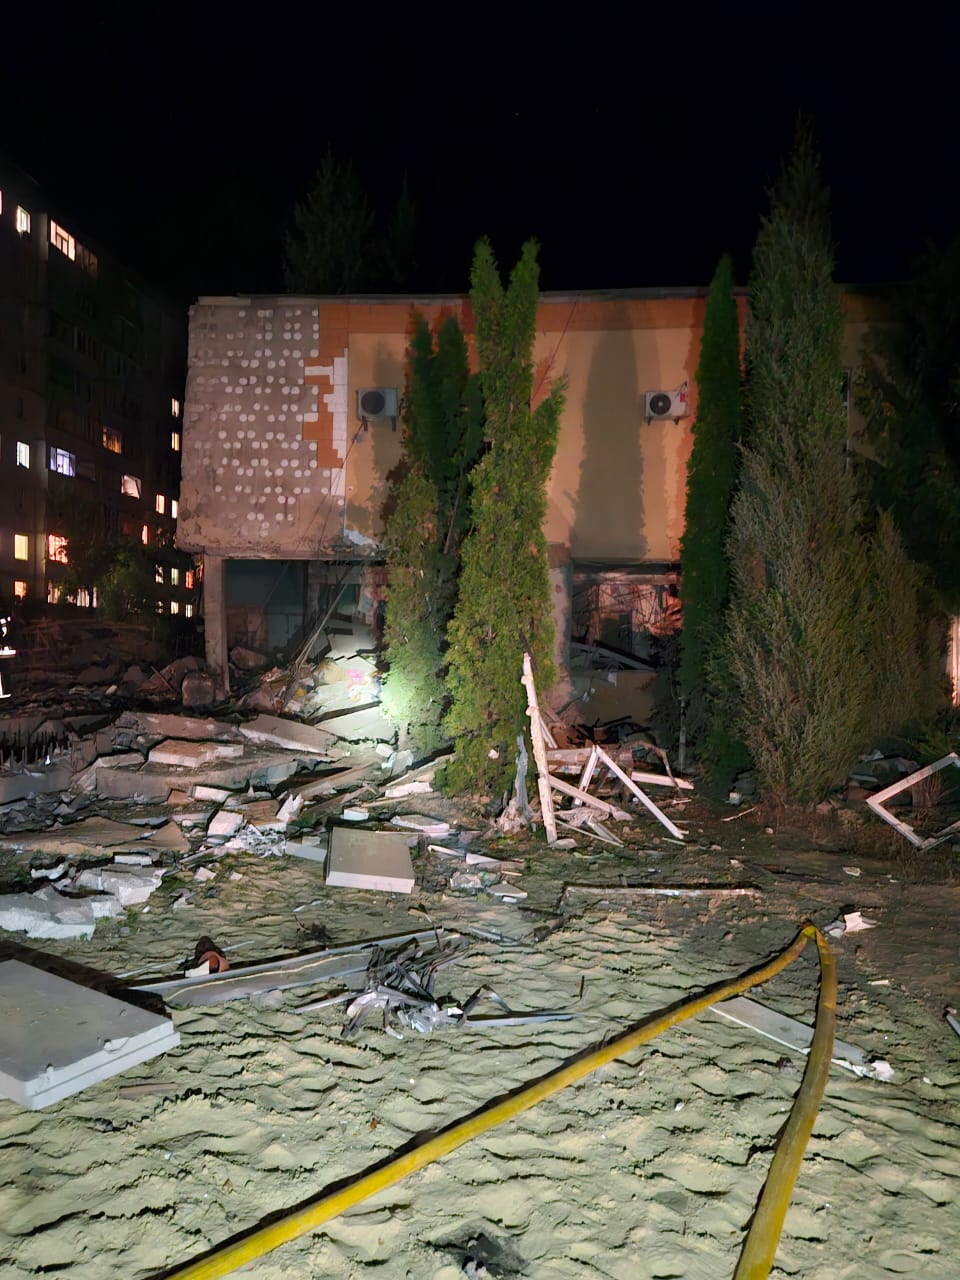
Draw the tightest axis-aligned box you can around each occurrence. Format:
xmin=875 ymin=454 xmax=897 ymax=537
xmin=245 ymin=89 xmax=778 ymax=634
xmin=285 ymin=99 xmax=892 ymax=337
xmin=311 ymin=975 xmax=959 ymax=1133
xmin=185 ymin=569 xmax=195 ymax=590
xmin=185 ymin=603 xmax=194 ymax=618
xmin=171 ymin=397 xmax=181 ymax=417
xmin=155 ymin=564 xmax=164 ymax=585
xmin=155 ymin=599 xmax=164 ymax=615
xmin=155 ymin=494 xmax=166 ymax=515
xmin=121 ymin=474 xmax=141 ymax=498
xmin=16 ymin=442 xmax=29 ymax=468
xmin=14 ymin=534 xmax=28 ymax=561
xmin=170 ymin=567 xmax=180 ymax=586
xmin=47 ymin=582 xmax=62 ymax=604
xmin=48 ymin=447 xmax=76 ymax=477
xmin=16 ymin=206 xmax=30 ymax=235
xmin=47 ymin=534 xmax=69 ymax=564
xmin=171 ymin=498 xmax=179 ymax=519
xmin=49 ymin=220 xmax=76 ymax=261
xmin=13 ymin=580 xmax=26 ymax=600
xmin=141 ymin=524 xmax=150 ymax=545
xmin=171 ymin=430 xmax=181 ymax=451
xmin=75 ymin=587 xmax=92 ymax=608
xmin=170 ymin=600 xmax=180 ymax=615
xmin=0 ymin=191 xmax=3 ymax=214
xmin=102 ymin=426 xmax=122 ymax=453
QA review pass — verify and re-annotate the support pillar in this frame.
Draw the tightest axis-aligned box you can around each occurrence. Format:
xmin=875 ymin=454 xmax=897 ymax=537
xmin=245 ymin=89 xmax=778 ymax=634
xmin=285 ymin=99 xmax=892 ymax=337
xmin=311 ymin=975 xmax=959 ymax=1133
xmin=547 ymin=542 xmax=573 ymax=714
xmin=203 ymin=553 xmax=229 ymax=696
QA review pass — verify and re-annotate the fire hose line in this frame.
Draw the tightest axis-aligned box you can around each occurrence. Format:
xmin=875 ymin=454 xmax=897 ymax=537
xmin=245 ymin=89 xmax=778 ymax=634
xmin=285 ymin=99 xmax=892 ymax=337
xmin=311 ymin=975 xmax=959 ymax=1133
xmin=159 ymin=923 xmax=834 ymax=1280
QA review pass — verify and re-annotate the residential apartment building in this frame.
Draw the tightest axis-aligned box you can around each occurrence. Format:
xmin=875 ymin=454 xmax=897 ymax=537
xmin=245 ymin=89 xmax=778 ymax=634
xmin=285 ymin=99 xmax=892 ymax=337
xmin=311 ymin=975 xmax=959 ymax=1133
xmin=0 ymin=154 xmax=191 ymax=617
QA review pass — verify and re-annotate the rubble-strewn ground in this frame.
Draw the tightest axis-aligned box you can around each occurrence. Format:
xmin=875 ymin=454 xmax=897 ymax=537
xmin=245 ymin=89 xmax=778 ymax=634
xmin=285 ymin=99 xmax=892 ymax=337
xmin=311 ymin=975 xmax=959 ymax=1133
xmin=1 ymin=786 xmax=959 ymax=1280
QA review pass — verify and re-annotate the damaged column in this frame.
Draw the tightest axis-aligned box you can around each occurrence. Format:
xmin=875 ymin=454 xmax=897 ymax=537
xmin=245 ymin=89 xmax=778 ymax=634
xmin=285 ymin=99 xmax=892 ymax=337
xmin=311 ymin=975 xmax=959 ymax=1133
xmin=202 ymin=554 xmax=230 ymax=697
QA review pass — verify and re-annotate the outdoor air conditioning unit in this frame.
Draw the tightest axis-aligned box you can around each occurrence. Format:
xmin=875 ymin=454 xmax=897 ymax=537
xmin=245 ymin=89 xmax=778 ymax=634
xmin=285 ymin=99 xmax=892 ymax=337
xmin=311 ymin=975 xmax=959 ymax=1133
xmin=356 ymin=387 xmax=399 ymax=422
xmin=644 ymin=385 xmax=689 ymax=422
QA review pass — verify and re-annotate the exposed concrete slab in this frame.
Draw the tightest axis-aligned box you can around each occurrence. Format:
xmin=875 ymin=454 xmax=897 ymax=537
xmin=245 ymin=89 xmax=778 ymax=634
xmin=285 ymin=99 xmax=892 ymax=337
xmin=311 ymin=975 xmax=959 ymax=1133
xmin=0 ymin=765 xmax=72 ymax=804
xmin=238 ymin=714 xmax=342 ymax=757
xmin=0 ymin=817 xmax=177 ymax=857
xmin=326 ymin=827 xmax=415 ymax=893
xmin=74 ymin=865 xmax=166 ymax=907
xmin=207 ymin=811 xmax=244 ymax=839
xmin=285 ymin=836 xmax=327 ymax=863
xmin=115 ymin=711 xmax=243 ymax=742
xmin=147 ymin=739 xmax=244 ymax=767
xmin=0 ymin=959 xmax=180 ymax=1109
xmin=93 ymin=749 xmax=303 ymax=801
xmin=316 ymin=703 xmax=394 ymax=744
xmin=0 ymin=885 xmax=120 ymax=940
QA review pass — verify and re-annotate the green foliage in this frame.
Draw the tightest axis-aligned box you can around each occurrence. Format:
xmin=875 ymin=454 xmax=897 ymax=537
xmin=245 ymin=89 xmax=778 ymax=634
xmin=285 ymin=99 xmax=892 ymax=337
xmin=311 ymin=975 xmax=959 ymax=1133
xmin=283 ymin=149 xmax=417 ymax=294
xmin=443 ymin=240 xmax=565 ymax=798
xmin=676 ymin=254 xmax=743 ymax=770
xmin=721 ymin=129 xmax=943 ymax=803
xmin=380 ymin=314 xmax=484 ymax=754
xmin=858 ymin=238 xmax=960 ymax=610
xmin=98 ymin=544 xmax=159 ymax=620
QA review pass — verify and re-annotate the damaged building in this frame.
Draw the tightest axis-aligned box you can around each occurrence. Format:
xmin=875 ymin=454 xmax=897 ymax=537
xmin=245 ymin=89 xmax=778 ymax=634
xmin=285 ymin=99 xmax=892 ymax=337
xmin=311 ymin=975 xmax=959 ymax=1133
xmin=178 ymin=289 xmax=879 ymax=712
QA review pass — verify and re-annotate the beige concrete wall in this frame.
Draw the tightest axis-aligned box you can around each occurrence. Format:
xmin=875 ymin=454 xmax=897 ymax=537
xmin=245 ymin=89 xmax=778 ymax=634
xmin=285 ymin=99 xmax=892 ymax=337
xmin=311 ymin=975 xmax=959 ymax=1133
xmin=181 ymin=290 xmax=886 ymax=566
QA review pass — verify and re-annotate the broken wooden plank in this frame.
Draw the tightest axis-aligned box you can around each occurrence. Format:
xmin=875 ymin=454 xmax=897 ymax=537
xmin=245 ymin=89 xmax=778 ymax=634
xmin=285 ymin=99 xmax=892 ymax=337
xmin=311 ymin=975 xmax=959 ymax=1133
xmin=548 ymin=775 xmax=631 ymax=821
xmin=595 ymin=746 xmax=685 ymax=841
xmin=521 ymin=652 xmax=557 ymax=844
xmin=631 ymin=770 xmax=694 ymax=791
xmin=574 ymin=745 xmax=600 ymax=809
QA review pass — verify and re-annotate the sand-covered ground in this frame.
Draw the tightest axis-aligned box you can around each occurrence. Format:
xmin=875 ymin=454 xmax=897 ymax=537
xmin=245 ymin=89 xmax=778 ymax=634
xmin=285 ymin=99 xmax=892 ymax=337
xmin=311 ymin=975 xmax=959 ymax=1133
xmin=1 ymin=805 xmax=959 ymax=1280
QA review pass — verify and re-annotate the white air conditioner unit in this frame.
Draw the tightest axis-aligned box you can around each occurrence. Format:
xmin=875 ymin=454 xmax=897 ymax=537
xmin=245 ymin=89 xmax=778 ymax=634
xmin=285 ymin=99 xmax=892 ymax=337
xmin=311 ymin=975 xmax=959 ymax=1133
xmin=644 ymin=386 xmax=689 ymax=422
xmin=356 ymin=387 xmax=399 ymax=421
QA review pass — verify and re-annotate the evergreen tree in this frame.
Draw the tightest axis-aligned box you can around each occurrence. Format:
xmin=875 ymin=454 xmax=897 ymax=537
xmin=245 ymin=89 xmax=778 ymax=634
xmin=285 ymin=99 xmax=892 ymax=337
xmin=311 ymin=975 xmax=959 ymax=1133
xmin=676 ymin=255 xmax=742 ymax=772
xmin=443 ymin=240 xmax=565 ymax=799
xmin=380 ymin=314 xmax=483 ymax=753
xmin=284 ymin=151 xmax=417 ymax=294
xmin=722 ymin=130 xmax=941 ymax=803
xmin=858 ymin=238 xmax=960 ymax=610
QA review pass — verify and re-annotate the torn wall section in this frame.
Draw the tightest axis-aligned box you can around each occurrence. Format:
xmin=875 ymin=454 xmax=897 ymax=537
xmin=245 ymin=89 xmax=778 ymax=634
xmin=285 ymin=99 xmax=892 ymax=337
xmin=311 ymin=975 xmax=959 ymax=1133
xmin=177 ymin=299 xmax=359 ymax=560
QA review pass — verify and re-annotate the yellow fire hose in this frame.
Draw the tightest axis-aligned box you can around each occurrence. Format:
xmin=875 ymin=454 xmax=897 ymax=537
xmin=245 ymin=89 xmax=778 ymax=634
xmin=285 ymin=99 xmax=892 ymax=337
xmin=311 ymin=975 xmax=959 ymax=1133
xmin=159 ymin=923 xmax=834 ymax=1280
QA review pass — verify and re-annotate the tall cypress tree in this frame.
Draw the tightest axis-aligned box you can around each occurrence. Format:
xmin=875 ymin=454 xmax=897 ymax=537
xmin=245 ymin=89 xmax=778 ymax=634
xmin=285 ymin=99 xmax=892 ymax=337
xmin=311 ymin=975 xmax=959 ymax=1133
xmin=443 ymin=240 xmax=565 ymax=799
xmin=722 ymin=130 xmax=940 ymax=802
xmin=380 ymin=314 xmax=482 ymax=754
xmin=677 ymin=255 xmax=742 ymax=768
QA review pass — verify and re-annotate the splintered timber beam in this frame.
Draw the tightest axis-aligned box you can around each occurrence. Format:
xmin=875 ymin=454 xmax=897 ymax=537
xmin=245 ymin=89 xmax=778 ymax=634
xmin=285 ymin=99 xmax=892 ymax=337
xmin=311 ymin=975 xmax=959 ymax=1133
xmin=521 ymin=652 xmax=558 ymax=844
xmin=547 ymin=774 xmax=631 ymax=820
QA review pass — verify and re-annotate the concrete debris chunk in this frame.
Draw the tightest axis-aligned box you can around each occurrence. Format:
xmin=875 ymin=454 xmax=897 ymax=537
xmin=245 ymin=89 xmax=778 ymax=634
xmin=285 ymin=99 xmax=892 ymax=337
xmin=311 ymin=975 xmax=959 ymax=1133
xmin=206 ymin=811 xmax=245 ymax=840
xmin=285 ymin=837 xmax=327 ymax=863
xmin=327 ymin=827 xmax=416 ymax=893
xmin=193 ymin=785 xmax=233 ymax=803
xmin=390 ymin=813 xmax=451 ymax=838
xmin=115 ymin=711 xmax=243 ymax=742
xmin=0 ymin=885 xmax=117 ymax=939
xmin=0 ymin=959 xmax=180 ymax=1110
xmin=75 ymin=865 xmax=166 ymax=907
xmin=238 ymin=713 xmax=341 ymax=756
xmin=148 ymin=739 xmax=244 ymax=767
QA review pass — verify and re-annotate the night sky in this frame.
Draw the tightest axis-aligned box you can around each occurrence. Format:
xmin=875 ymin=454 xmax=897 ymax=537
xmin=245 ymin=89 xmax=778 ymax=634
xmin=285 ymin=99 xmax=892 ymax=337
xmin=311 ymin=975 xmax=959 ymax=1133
xmin=5 ymin=5 xmax=960 ymax=304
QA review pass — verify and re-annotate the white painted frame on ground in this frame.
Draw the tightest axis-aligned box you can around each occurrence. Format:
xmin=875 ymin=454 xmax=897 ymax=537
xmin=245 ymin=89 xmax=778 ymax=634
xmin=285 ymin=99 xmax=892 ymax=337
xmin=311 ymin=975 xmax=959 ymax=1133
xmin=865 ymin=752 xmax=960 ymax=849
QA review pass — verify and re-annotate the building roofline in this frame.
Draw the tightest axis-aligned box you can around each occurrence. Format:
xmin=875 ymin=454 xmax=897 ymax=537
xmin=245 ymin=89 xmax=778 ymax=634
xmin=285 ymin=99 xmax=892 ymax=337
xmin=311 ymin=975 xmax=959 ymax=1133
xmin=193 ymin=281 xmax=898 ymax=309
